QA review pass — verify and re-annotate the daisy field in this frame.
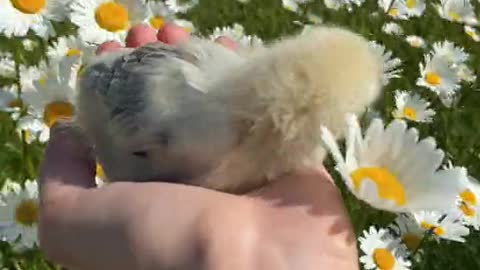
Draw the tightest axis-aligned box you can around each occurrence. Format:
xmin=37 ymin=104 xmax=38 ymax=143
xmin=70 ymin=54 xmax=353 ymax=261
xmin=0 ymin=0 xmax=480 ymax=269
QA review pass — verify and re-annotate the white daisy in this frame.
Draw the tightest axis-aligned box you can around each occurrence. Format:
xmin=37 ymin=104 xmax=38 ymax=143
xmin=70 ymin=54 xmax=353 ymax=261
xmin=464 ymin=25 xmax=480 ymax=41
xmin=435 ymin=0 xmax=478 ymax=26
xmin=414 ymin=211 xmax=470 ymax=242
xmin=390 ymin=214 xmax=425 ymax=251
xmin=456 ymin=64 xmax=476 ymax=83
xmin=325 ymin=0 xmax=365 ymax=11
xmin=416 ymin=54 xmax=460 ymax=98
xmin=16 ymin=115 xmax=50 ymax=143
xmin=405 ymin=35 xmax=426 ymax=48
xmin=144 ymin=0 xmax=175 ymax=30
xmin=0 ymin=179 xmax=21 ymax=194
xmin=359 ymin=226 xmax=411 ymax=270
xmin=173 ymin=19 xmax=196 ymax=33
xmin=432 ymin=41 xmax=468 ymax=66
xmin=165 ymin=0 xmax=199 ymax=14
xmin=22 ymin=39 xmax=37 ymax=51
xmin=392 ymin=91 xmax=435 ymax=123
xmin=379 ymin=0 xmax=409 ymax=19
xmin=368 ymin=41 xmax=403 ymax=85
xmin=0 ymin=85 xmax=22 ymax=114
xmin=382 ymin=22 xmax=404 ymax=35
xmin=282 ymin=0 xmax=300 ymax=12
xmin=210 ymin=23 xmax=263 ymax=48
xmin=403 ymin=0 xmax=425 ymax=17
xmin=321 ymin=114 xmax=467 ymax=212
xmin=0 ymin=180 xmax=39 ymax=249
xmin=47 ymin=35 xmax=95 ymax=66
xmin=0 ymin=54 xmax=16 ymax=78
xmin=70 ymin=0 xmax=148 ymax=44
xmin=19 ymin=62 xmax=48 ymax=92
xmin=0 ymin=0 xmax=65 ymax=38
xmin=22 ymin=61 xmax=78 ymax=127
xmin=456 ymin=176 xmax=480 ymax=230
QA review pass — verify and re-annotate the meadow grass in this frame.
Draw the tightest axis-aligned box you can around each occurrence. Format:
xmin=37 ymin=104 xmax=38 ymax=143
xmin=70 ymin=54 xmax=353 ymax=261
xmin=1 ymin=0 xmax=480 ymax=269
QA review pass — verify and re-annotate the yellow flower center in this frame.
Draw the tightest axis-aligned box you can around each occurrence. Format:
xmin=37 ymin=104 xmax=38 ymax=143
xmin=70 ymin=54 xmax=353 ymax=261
xmin=15 ymin=199 xmax=38 ymax=226
xmin=388 ymin=8 xmax=398 ymax=17
xmin=420 ymin=222 xmax=445 ymax=236
xmin=350 ymin=167 xmax=406 ymax=206
xmin=149 ymin=16 xmax=164 ymax=30
xmin=11 ymin=0 xmax=45 ymax=14
xmin=95 ymin=2 xmax=129 ymax=32
xmin=448 ymin=12 xmax=461 ymax=22
xmin=373 ymin=248 xmax=395 ymax=270
xmin=402 ymin=107 xmax=417 ymax=121
xmin=460 ymin=203 xmax=475 ymax=217
xmin=406 ymin=0 xmax=416 ymax=9
xmin=66 ymin=48 xmax=81 ymax=57
xmin=8 ymin=98 xmax=23 ymax=109
xmin=410 ymin=40 xmax=421 ymax=47
xmin=38 ymin=77 xmax=47 ymax=86
xmin=460 ymin=189 xmax=477 ymax=205
xmin=43 ymin=101 xmax=75 ymax=127
xmin=402 ymin=233 xmax=422 ymax=251
xmin=425 ymin=72 xmax=441 ymax=86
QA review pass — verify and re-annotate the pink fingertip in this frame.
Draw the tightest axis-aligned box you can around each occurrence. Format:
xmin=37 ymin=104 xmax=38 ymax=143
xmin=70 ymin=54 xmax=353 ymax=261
xmin=157 ymin=23 xmax=190 ymax=45
xmin=215 ymin=36 xmax=239 ymax=51
xmin=126 ymin=24 xmax=158 ymax=48
xmin=96 ymin=41 xmax=123 ymax=55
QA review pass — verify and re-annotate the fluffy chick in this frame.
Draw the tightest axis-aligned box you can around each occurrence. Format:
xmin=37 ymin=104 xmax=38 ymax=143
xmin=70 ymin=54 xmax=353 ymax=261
xmin=76 ymin=26 xmax=383 ymax=194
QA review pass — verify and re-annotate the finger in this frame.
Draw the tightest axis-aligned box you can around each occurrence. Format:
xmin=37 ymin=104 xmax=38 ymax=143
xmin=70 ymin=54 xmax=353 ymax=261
xmin=215 ymin=36 xmax=239 ymax=51
xmin=38 ymin=120 xmax=96 ymax=201
xmin=126 ymin=24 xmax=158 ymax=48
xmin=96 ymin=41 xmax=124 ymax=55
xmin=157 ymin=23 xmax=190 ymax=45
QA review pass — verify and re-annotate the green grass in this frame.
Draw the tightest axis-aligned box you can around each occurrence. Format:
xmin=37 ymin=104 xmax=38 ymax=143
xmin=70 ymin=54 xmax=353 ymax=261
xmin=1 ymin=0 xmax=480 ymax=269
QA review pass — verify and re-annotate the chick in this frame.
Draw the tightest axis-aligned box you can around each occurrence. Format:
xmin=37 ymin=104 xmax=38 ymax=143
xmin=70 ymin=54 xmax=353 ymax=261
xmin=76 ymin=26 xmax=383 ymax=194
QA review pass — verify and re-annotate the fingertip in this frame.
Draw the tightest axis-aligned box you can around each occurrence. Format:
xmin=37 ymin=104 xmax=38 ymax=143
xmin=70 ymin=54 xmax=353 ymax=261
xmin=96 ymin=41 xmax=124 ymax=55
xmin=157 ymin=23 xmax=190 ymax=45
xmin=215 ymin=36 xmax=239 ymax=51
xmin=126 ymin=24 xmax=158 ymax=48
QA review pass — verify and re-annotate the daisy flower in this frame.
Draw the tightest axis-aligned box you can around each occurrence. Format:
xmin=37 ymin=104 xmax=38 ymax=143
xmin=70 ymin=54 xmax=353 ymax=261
xmin=414 ymin=211 xmax=470 ymax=242
xmin=173 ymin=19 xmax=196 ymax=33
xmin=70 ymin=0 xmax=148 ymax=44
xmin=16 ymin=115 xmax=50 ymax=143
xmin=210 ymin=23 xmax=263 ymax=48
xmin=325 ymin=0 xmax=365 ymax=11
xmin=456 ymin=64 xmax=476 ymax=83
xmin=405 ymin=35 xmax=426 ymax=48
xmin=1 ymin=179 xmax=21 ymax=194
xmin=321 ymin=114 xmax=467 ymax=212
xmin=0 ymin=0 xmax=65 ymax=38
xmin=22 ymin=39 xmax=37 ymax=51
xmin=368 ymin=41 xmax=403 ymax=86
xmin=359 ymin=226 xmax=411 ymax=270
xmin=282 ymin=0 xmax=300 ymax=12
xmin=47 ymin=35 xmax=95 ymax=66
xmin=456 ymin=176 xmax=480 ymax=230
xmin=382 ymin=22 xmax=404 ymax=35
xmin=0 ymin=54 xmax=16 ymax=78
xmin=403 ymin=0 xmax=425 ymax=17
xmin=416 ymin=54 xmax=460 ymax=98
xmin=144 ymin=0 xmax=175 ymax=31
xmin=0 ymin=85 xmax=22 ymax=114
xmin=165 ymin=0 xmax=199 ymax=14
xmin=390 ymin=214 xmax=425 ymax=251
xmin=379 ymin=0 xmax=408 ymax=19
xmin=0 ymin=180 xmax=39 ymax=249
xmin=464 ymin=25 xmax=480 ymax=41
xmin=23 ymin=61 xmax=78 ymax=127
xmin=19 ymin=62 xmax=48 ymax=92
xmin=435 ymin=0 xmax=478 ymax=26
xmin=432 ymin=41 xmax=468 ymax=66
xmin=392 ymin=90 xmax=435 ymax=123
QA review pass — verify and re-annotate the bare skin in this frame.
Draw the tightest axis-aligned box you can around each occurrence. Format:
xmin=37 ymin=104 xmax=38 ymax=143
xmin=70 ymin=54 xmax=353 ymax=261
xmin=37 ymin=122 xmax=358 ymax=270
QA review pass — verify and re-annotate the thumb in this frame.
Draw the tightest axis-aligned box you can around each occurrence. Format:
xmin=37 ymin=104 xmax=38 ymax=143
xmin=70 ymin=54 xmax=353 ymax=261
xmin=38 ymin=121 xmax=96 ymax=202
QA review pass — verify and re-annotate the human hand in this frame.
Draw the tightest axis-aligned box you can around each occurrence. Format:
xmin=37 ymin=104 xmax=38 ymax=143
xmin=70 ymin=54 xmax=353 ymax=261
xmin=37 ymin=122 xmax=358 ymax=270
